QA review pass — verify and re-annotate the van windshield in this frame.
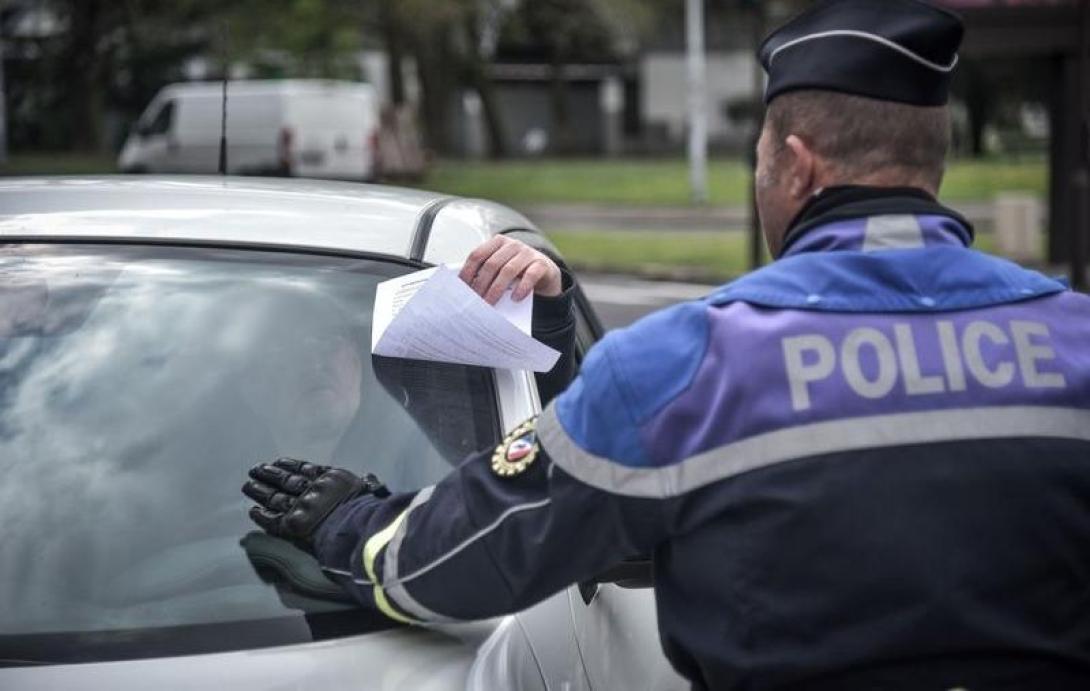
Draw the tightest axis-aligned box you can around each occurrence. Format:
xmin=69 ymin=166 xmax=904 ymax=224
xmin=0 ymin=244 xmax=499 ymax=664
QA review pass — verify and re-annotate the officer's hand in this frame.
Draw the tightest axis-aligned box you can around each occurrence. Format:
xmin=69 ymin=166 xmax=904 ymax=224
xmin=459 ymin=235 xmax=562 ymax=304
xmin=242 ymin=458 xmax=389 ymax=547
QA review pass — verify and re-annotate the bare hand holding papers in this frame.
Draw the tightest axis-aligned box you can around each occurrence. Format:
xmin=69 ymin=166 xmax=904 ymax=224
xmin=371 ymin=265 xmax=561 ymax=372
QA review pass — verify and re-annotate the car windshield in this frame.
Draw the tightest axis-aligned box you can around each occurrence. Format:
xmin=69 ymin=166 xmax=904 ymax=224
xmin=0 ymin=244 xmax=500 ymax=665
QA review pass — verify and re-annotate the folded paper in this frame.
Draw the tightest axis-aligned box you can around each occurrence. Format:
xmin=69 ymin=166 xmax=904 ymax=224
xmin=372 ymin=265 xmax=561 ymax=373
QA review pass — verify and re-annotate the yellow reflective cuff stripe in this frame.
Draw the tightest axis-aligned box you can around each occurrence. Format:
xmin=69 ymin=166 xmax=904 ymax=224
xmin=372 ymin=586 xmax=414 ymax=625
xmin=362 ymin=510 xmax=406 ymax=582
xmin=362 ymin=508 xmax=416 ymax=625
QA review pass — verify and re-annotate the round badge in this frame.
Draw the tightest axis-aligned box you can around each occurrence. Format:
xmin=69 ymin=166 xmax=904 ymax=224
xmin=491 ymin=418 xmax=539 ymax=478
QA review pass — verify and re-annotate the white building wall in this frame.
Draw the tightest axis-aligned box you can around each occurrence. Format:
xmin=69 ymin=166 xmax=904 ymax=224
xmin=640 ymin=50 xmax=758 ymax=146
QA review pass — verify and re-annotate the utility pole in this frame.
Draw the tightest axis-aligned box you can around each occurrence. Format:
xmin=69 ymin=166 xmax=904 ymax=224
xmin=218 ymin=22 xmax=229 ymax=176
xmin=0 ymin=26 xmax=8 ymax=167
xmin=748 ymin=3 xmax=765 ymax=271
xmin=1072 ymin=0 xmax=1089 ymax=290
xmin=685 ymin=0 xmax=708 ymax=204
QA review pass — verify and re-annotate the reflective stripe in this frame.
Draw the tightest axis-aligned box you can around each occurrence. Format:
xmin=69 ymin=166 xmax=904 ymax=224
xmin=381 ymin=487 xmax=456 ymax=622
xmin=540 ymin=403 xmax=1090 ymax=498
xmin=320 ymin=565 xmax=370 ymax=585
xmin=362 ymin=508 xmax=416 ymax=625
xmin=372 ymin=481 xmax=554 ymax=623
xmin=389 ymin=496 xmax=553 ymax=587
xmin=768 ymin=29 xmax=959 ymax=73
xmin=862 ymin=215 xmax=924 ymax=251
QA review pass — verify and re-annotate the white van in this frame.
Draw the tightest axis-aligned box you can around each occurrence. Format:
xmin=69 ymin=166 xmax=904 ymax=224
xmin=119 ymin=80 xmax=380 ymax=181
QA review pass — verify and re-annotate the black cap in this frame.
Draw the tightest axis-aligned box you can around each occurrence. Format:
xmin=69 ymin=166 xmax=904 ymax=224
xmin=759 ymin=0 xmax=964 ymax=106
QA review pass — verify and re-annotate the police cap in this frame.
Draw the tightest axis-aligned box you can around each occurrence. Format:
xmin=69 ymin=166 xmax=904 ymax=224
xmin=759 ymin=0 xmax=964 ymax=106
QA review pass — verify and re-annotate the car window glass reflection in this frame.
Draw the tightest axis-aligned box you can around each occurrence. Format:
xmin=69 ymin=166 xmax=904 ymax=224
xmin=0 ymin=245 xmax=498 ymax=660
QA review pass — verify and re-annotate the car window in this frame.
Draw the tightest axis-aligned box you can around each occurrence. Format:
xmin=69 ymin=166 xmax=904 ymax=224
xmin=0 ymin=244 xmax=500 ymax=664
xmin=144 ymin=100 xmax=174 ymax=136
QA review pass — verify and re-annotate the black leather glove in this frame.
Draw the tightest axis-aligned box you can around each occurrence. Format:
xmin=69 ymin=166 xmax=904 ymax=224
xmin=243 ymin=458 xmax=389 ymax=548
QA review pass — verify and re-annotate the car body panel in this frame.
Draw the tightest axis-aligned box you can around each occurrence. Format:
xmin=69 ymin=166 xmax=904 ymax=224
xmin=424 ymin=198 xmax=536 ymax=265
xmin=469 ymin=595 xmax=591 ymax=691
xmin=0 ymin=623 xmax=499 ymax=690
xmin=569 ymin=587 xmax=688 ymax=690
xmin=0 ymin=177 xmax=443 ymax=260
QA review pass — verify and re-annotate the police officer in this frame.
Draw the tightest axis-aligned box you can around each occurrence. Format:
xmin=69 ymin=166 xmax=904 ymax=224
xmin=243 ymin=1 xmax=1090 ymax=688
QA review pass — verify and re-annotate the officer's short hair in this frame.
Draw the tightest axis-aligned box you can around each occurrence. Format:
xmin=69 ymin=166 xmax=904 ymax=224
xmin=766 ymin=90 xmax=950 ymax=189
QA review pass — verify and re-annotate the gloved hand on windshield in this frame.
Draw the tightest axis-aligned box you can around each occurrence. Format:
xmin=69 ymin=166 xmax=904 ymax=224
xmin=243 ymin=458 xmax=389 ymax=548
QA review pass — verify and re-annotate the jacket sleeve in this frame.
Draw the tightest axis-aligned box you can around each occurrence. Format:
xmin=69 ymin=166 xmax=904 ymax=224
xmin=312 ymin=300 xmax=709 ymax=623
xmin=311 ymin=439 xmax=667 ymax=622
xmin=531 ymin=269 xmax=577 ymax=407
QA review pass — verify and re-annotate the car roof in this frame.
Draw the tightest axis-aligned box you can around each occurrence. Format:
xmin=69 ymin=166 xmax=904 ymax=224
xmin=0 ymin=176 xmax=538 ymax=265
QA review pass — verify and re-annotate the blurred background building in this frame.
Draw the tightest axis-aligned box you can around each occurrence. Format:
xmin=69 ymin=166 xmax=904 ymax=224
xmin=0 ymin=0 xmax=1072 ymax=159
xmin=0 ymin=0 xmax=1084 ymax=284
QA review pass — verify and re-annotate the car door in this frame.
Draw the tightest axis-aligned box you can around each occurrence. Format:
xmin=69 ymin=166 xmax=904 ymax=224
xmin=561 ymin=280 xmax=688 ymax=691
xmin=503 ymin=230 xmax=686 ymax=689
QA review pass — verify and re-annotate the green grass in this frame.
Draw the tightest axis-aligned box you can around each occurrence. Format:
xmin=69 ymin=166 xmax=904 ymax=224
xmin=939 ymin=156 xmax=1047 ymax=202
xmin=423 ymin=158 xmax=754 ymax=206
xmin=2 ymin=152 xmax=1047 ymax=207
xmin=548 ymin=229 xmax=765 ymax=282
xmin=972 ymin=233 xmax=996 ymax=254
xmin=0 ymin=153 xmax=118 ymax=176
xmin=422 ymin=156 xmax=1046 ymax=207
xmin=549 ymin=228 xmax=1010 ymax=281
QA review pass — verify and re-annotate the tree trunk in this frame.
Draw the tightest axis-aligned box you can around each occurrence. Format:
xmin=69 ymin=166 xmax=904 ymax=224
xmin=967 ymin=102 xmax=987 ymax=158
xmin=65 ymin=0 xmax=105 ymax=152
xmin=549 ymin=48 xmax=572 ymax=155
xmin=962 ymin=59 xmax=992 ymax=159
xmin=411 ymin=25 xmax=454 ymax=155
xmin=476 ymin=76 xmax=507 ymax=159
xmin=462 ymin=14 xmax=507 ymax=159
xmin=379 ymin=2 xmax=406 ymax=105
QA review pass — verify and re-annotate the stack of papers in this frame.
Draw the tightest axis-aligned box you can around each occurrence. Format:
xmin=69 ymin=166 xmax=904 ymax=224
xmin=371 ymin=265 xmax=561 ymax=372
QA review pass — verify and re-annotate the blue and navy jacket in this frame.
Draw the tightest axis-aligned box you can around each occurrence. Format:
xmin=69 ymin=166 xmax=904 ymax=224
xmin=315 ymin=189 xmax=1090 ymax=690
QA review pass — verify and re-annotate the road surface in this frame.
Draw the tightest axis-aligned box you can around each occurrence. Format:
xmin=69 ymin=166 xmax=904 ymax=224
xmin=579 ymin=273 xmax=716 ymax=330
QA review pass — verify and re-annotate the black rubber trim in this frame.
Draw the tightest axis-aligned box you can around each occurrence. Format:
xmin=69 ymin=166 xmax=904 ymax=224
xmin=409 ymin=196 xmax=459 ymax=262
xmin=0 ymin=236 xmax=429 ymax=270
xmin=0 ymin=612 xmax=399 ymax=666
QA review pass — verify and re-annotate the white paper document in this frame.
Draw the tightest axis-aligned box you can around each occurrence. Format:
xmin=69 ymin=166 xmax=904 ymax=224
xmin=371 ymin=265 xmax=561 ymax=372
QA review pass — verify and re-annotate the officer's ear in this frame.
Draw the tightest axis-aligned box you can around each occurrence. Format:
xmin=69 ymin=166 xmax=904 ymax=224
xmin=784 ymin=134 xmax=816 ymax=200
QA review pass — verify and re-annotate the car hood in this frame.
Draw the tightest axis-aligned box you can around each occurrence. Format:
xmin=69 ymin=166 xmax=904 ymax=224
xmin=0 ymin=621 xmax=501 ymax=691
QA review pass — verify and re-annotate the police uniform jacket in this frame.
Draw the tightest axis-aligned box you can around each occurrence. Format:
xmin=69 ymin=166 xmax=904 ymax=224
xmin=314 ymin=187 xmax=1090 ymax=690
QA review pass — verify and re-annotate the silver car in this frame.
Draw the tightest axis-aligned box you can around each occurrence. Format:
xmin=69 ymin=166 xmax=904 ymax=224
xmin=0 ymin=177 xmax=686 ymax=690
